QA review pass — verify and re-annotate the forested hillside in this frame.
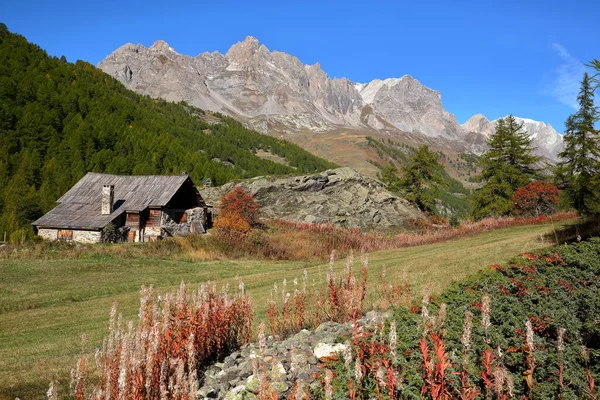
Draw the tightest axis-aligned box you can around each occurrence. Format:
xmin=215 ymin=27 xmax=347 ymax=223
xmin=0 ymin=25 xmax=336 ymax=237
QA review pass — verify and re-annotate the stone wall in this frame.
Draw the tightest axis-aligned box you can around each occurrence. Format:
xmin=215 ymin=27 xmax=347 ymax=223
xmin=37 ymin=228 xmax=101 ymax=243
xmin=37 ymin=228 xmax=58 ymax=241
xmin=144 ymin=227 xmax=161 ymax=241
xmin=161 ymin=207 xmax=206 ymax=236
xmin=72 ymin=230 xmax=102 ymax=243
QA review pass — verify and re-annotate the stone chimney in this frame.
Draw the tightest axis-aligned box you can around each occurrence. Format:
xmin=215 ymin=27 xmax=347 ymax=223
xmin=102 ymin=185 xmax=114 ymax=215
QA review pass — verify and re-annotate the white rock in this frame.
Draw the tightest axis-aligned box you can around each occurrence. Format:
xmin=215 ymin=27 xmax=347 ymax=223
xmin=313 ymin=342 xmax=347 ymax=360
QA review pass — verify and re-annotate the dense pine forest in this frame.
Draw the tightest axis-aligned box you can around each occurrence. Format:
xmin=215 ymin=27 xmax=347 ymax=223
xmin=0 ymin=25 xmax=336 ymax=238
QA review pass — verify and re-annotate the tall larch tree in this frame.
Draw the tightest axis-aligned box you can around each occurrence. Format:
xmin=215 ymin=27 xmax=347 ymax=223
xmin=555 ymin=72 xmax=600 ymax=215
xmin=400 ymin=145 xmax=445 ymax=215
xmin=471 ymin=115 xmax=541 ymax=220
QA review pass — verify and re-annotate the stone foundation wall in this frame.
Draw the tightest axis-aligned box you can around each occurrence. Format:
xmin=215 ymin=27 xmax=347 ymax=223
xmin=72 ymin=230 xmax=102 ymax=243
xmin=144 ymin=227 xmax=161 ymax=241
xmin=38 ymin=228 xmax=58 ymax=241
xmin=37 ymin=228 xmax=101 ymax=243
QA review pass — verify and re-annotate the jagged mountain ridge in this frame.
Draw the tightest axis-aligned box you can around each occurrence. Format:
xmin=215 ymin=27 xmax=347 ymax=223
xmin=461 ymin=114 xmax=563 ymax=159
xmin=99 ymin=36 xmax=561 ymax=160
xmin=99 ymin=36 xmax=463 ymax=139
xmin=101 ymin=38 xmax=364 ymax=134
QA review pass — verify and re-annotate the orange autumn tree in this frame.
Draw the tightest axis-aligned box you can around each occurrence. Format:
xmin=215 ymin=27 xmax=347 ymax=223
xmin=214 ymin=186 xmax=261 ymax=243
xmin=513 ymin=181 xmax=561 ymax=217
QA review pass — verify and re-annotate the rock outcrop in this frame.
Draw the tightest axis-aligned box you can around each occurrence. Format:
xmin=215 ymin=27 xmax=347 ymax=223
xmin=201 ymin=167 xmax=422 ymax=230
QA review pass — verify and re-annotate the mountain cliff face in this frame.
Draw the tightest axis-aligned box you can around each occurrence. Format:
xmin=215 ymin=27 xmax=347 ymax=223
xmin=99 ymin=37 xmax=462 ymax=139
xmin=99 ymin=36 xmax=561 ymax=161
xmin=461 ymin=114 xmax=563 ymax=159
xmin=356 ymin=77 xmax=462 ymax=138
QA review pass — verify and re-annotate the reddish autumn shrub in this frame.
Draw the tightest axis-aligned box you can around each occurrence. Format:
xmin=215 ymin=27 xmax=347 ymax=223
xmin=219 ymin=186 xmax=261 ymax=226
xmin=214 ymin=186 xmax=261 ymax=243
xmin=214 ymin=212 xmax=252 ymax=243
xmin=513 ymin=181 xmax=561 ymax=216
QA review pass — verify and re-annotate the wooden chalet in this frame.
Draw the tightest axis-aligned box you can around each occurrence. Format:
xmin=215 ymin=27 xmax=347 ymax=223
xmin=32 ymin=173 xmax=212 ymax=243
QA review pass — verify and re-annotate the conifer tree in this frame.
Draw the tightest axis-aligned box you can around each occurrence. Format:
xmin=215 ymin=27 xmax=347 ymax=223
xmin=471 ymin=115 xmax=541 ymax=220
xmin=554 ymin=72 xmax=600 ymax=215
xmin=378 ymin=164 xmax=402 ymax=193
xmin=400 ymin=145 xmax=445 ymax=215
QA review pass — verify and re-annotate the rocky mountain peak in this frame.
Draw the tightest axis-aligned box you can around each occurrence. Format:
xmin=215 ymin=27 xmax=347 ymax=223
xmin=225 ymin=36 xmax=265 ymax=63
xmin=510 ymin=117 xmax=563 ymax=158
xmin=462 ymin=114 xmax=495 ymax=137
xmin=242 ymin=35 xmax=260 ymax=46
xmin=358 ymin=75 xmax=434 ymax=102
xmin=305 ymin=62 xmax=323 ymax=72
xmin=355 ymin=75 xmax=459 ymax=138
xmin=150 ymin=40 xmax=173 ymax=52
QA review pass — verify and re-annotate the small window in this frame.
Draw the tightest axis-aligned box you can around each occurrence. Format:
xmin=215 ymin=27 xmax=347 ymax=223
xmin=58 ymin=229 xmax=73 ymax=241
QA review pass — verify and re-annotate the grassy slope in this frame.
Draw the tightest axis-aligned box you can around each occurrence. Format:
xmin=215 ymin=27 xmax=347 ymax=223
xmin=0 ymin=221 xmax=573 ymax=399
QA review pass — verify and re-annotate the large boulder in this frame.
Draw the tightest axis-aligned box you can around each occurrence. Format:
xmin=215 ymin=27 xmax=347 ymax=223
xmin=202 ymin=167 xmax=422 ymax=231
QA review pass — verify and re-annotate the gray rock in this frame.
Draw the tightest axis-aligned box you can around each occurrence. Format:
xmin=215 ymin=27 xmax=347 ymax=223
xmin=218 ymin=368 xmax=239 ymax=384
xmin=196 ymin=312 xmax=392 ymax=399
xmin=291 ymin=330 xmax=311 ymax=340
xmin=298 ymin=371 xmax=314 ymax=382
xmin=238 ymin=361 xmax=253 ymax=378
xmin=224 ymin=385 xmax=256 ymax=400
xmin=224 ymin=357 xmax=237 ymax=368
xmin=201 ymin=167 xmax=422 ymax=230
xmin=198 ymin=386 xmax=217 ymax=398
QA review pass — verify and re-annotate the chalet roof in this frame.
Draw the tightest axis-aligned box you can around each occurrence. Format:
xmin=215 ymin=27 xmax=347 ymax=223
xmin=33 ymin=173 xmax=194 ymax=230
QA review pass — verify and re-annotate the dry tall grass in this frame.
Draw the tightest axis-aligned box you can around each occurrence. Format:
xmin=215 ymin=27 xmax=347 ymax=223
xmin=1 ymin=212 xmax=578 ymax=262
xmin=264 ymin=252 xmax=411 ymax=338
xmin=267 ymin=211 xmax=577 ymax=259
xmin=70 ymin=282 xmax=252 ymax=400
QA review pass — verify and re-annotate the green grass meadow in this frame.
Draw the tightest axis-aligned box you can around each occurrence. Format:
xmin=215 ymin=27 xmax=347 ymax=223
xmin=0 ymin=221 xmax=575 ymax=399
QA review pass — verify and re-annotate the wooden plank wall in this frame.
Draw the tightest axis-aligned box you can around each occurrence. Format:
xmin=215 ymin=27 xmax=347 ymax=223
xmin=126 ymin=213 xmax=140 ymax=227
xmin=147 ymin=209 xmax=162 ymax=227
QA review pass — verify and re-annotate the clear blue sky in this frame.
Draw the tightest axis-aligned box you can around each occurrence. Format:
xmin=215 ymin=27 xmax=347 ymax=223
xmin=3 ymin=0 xmax=599 ymax=132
